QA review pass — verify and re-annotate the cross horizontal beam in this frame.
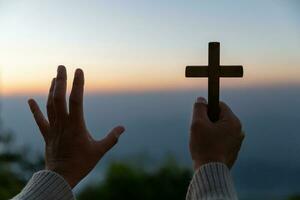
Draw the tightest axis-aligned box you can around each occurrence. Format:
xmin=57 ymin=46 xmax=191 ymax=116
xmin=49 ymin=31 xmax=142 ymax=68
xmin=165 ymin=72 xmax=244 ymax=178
xmin=185 ymin=65 xmax=243 ymax=77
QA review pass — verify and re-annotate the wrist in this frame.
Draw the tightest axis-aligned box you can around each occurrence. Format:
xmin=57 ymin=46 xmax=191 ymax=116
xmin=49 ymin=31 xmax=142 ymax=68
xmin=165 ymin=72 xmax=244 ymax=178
xmin=46 ymin=166 xmax=78 ymax=188
xmin=193 ymin=157 xmax=226 ymax=171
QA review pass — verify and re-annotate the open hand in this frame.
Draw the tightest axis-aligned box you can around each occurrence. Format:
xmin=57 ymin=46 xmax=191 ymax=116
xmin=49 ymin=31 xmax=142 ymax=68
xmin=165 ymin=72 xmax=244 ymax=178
xmin=189 ymin=97 xmax=244 ymax=170
xmin=28 ymin=66 xmax=125 ymax=188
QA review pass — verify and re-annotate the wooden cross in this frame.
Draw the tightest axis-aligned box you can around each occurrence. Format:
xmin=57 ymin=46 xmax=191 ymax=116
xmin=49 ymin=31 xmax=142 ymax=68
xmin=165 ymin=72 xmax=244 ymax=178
xmin=186 ymin=42 xmax=243 ymax=122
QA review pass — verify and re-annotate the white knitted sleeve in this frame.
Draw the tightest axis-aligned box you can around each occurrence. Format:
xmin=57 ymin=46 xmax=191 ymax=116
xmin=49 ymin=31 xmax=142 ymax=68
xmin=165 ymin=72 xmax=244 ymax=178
xmin=11 ymin=170 xmax=75 ymax=200
xmin=186 ymin=163 xmax=238 ymax=200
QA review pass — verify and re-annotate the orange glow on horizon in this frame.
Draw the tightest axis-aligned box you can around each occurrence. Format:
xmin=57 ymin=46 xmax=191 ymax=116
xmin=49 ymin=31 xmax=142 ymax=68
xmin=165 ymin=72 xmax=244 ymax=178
xmin=2 ymin=76 xmax=300 ymax=97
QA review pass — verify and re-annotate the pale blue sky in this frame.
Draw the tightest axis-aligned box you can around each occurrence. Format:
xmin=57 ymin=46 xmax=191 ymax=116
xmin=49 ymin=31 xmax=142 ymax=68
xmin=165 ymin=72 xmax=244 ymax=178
xmin=0 ymin=0 xmax=299 ymax=95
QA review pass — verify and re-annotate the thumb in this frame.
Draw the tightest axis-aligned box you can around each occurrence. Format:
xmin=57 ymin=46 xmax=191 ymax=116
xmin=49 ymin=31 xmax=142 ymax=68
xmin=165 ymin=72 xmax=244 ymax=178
xmin=96 ymin=126 xmax=125 ymax=155
xmin=192 ymin=97 xmax=209 ymax=123
xmin=28 ymin=99 xmax=50 ymax=140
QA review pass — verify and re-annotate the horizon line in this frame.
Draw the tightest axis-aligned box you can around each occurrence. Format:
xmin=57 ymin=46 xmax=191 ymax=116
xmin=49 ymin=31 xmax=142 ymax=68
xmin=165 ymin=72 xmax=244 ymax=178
xmin=1 ymin=82 xmax=300 ymax=98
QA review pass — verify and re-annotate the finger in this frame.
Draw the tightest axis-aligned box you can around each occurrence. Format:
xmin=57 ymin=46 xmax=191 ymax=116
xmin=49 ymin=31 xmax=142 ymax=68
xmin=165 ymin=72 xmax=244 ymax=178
xmin=96 ymin=126 xmax=125 ymax=155
xmin=47 ymin=78 xmax=56 ymax=126
xmin=69 ymin=69 xmax=84 ymax=124
xmin=192 ymin=97 xmax=210 ymax=124
xmin=28 ymin=99 xmax=49 ymax=140
xmin=219 ymin=102 xmax=235 ymax=119
xmin=53 ymin=65 xmax=68 ymax=124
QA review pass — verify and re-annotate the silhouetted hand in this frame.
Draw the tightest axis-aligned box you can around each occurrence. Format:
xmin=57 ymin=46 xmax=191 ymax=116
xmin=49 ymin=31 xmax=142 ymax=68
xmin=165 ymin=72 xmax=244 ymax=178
xmin=28 ymin=66 xmax=125 ymax=188
xmin=189 ymin=97 xmax=244 ymax=170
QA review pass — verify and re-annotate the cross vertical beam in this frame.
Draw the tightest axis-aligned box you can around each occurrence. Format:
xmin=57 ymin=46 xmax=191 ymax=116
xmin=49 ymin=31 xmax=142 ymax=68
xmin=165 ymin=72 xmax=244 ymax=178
xmin=208 ymin=42 xmax=220 ymax=122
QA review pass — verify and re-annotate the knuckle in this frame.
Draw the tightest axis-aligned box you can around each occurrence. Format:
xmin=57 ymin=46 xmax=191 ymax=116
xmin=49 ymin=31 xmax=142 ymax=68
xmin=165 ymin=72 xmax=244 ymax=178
xmin=219 ymin=102 xmax=227 ymax=109
xmin=56 ymin=76 xmax=66 ymax=82
xmin=234 ymin=118 xmax=242 ymax=130
xmin=111 ymin=137 xmax=118 ymax=145
xmin=46 ymin=102 xmax=53 ymax=109
xmin=31 ymin=108 xmax=38 ymax=116
xmin=53 ymin=92 xmax=64 ymax=102
xmin=53 ymin=93 xmax=61 ymax=101
xmin=193 ymin=102 xmax=204 ymax=110
xmin=73 ymin=79 xmax=84 ymax=86
xmin=31 ymin=110 xmax=37 ymax=116
xmin=219 ymin=101 xmax=225 ymax=107
xmin=35 ymin=111 xmax=41 ymax=118
xmin=53 ymin=95 xmax=62 ymax=102
xmin=228 ymin=116 xmax=242 ymax=130
xmin=194 ymin=102 xmax=200 ymax=107
xmin=69 ymin=95 xmax=80 ymax=105
xmin=190 ymin=120 xmax=204 ymax=132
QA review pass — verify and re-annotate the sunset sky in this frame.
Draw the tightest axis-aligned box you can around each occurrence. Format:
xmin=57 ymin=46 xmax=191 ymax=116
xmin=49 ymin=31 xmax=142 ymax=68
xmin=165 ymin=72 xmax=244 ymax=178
xmin=0 ymin=0 xmax=299 ymax=95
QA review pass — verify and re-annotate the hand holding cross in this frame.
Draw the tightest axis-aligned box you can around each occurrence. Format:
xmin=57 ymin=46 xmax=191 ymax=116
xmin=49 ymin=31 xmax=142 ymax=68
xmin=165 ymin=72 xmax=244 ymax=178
xmin=186 ymin=42 xmax=243 ymax=122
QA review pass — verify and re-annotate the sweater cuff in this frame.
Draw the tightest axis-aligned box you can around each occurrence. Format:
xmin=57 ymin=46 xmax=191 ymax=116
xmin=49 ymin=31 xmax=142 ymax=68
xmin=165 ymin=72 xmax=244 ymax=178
xmin=12 ymin=170 xmax=75 ymax=200
xmin=186 ymin=162 xmax=238 ymax=200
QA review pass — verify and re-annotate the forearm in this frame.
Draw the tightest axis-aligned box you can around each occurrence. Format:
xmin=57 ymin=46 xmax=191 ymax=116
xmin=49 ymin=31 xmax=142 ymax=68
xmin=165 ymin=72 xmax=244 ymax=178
xmin=11 ymin=170 xmax=75 ymax=200
xmin=186 ymin=163 xmax=238 ymax=200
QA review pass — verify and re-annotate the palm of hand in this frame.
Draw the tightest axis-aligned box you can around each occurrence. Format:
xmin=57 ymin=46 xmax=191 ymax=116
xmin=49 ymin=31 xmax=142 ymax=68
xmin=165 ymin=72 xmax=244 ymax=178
xmin=28 ymin=66 xmax=124 ymax=188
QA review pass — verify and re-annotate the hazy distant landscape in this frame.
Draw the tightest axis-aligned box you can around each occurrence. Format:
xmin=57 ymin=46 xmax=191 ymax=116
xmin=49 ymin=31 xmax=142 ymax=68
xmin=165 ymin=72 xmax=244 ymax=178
xmin=1 ymin=85 xmax=300 ymax=199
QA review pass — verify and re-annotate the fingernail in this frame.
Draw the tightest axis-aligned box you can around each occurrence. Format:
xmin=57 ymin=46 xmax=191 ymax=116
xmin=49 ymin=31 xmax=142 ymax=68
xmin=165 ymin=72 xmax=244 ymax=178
xmin=57 ymin=65 xmax=66 ymax=76
xmin=28 ymin=99 xmax=33 ymax=105
xmin=196 ymin=97 xmax=207 ymax=104
xmin=57 ymin=65 xmax=64 ymax=71
xmin=75 ymin=68 xmax=82 ymax=78
xmin=115 ymin=126 xmax=125 ymax=138
xmin=27 ymin=99 xmax=34 ymax=111
xmin=51 ymin=78 xmax=56 ymax=85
